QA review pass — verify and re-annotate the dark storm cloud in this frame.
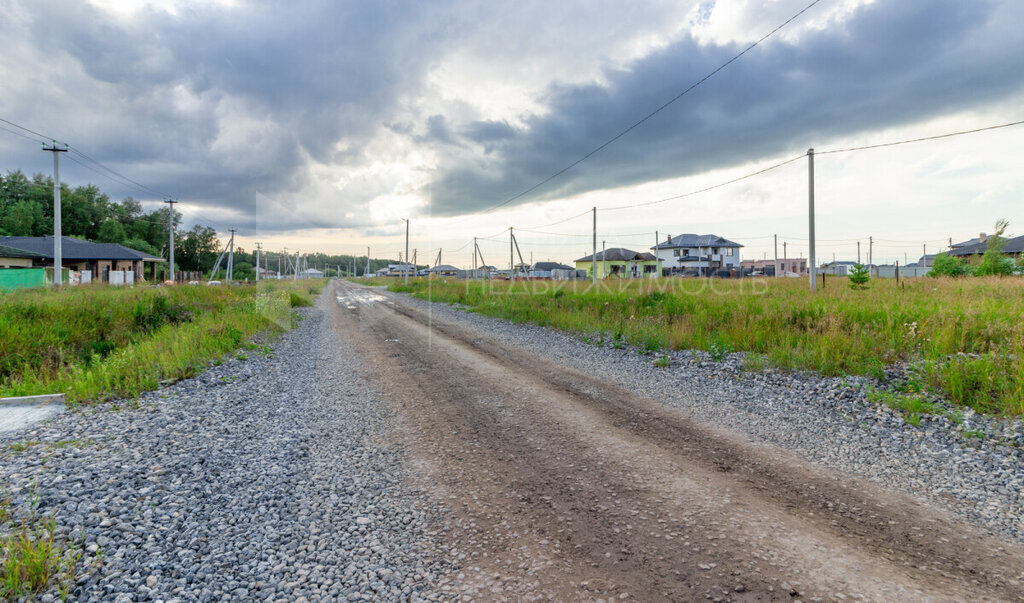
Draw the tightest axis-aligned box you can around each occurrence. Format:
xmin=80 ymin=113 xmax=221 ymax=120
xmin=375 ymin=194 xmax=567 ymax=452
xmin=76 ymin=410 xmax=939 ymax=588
xmin=6 ymin=0 xmax=443 ymax=232
xmin=426 ymin=0 xmax=1024 ymax=215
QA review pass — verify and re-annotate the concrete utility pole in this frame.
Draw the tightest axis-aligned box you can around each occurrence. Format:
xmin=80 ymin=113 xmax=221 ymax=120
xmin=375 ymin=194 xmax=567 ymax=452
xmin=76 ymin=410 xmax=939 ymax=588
xmin=808 ymin=148 xmax=817 ymax=292
xmin=592 ymin=207 xmax=597 ymax=284
xmin=783 ymin=242 xmax=788 ymax=276
xmin=602 ymin=240 xmax=607 ymax=279
xmin=226 ymin=229 xmax=236 ymax=282
xmin=774 ymin=234 xmax=779 ymax=279
xmin=403 ymin=218 xmax=410 ymax=285
xmin=923 ymin=243 xmax=927 ymax=266
xmin=655 ymin=230 xmax=660 ymax=278
xmin=510 ymin=227 xmax=514 ymax=279
xmin=857 ymin=241 xmax=861 ymax=264
xmin=164 ymin=199 xmax=178 ymax=283
xmin=869 ymin=236 xmax=874 ymax=271
xmin=43 ymin=141 xmax=68 ymax=285
xmin=255 ymin=242 xmax=262 ymax=282
xmin=366 ymin=247 xmax=370 ymax=277
xmin=293 ymin=252 xmax=298 ymax=281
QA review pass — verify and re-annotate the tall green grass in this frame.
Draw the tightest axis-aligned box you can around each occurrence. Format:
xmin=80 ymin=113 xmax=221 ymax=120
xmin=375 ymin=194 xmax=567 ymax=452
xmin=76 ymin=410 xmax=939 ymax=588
xmin=380 ymin=276 xmax=1024 ymax=417
xmin=0 ymin=281 xmax=319 ymax=403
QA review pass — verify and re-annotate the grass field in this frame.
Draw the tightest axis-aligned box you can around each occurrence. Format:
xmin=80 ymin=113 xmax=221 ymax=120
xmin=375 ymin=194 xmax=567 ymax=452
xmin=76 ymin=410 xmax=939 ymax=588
xmin=381 ymin=276 xmax=1024 ymax=418
xmin=0 ymin=280 xmax=324 ymax=404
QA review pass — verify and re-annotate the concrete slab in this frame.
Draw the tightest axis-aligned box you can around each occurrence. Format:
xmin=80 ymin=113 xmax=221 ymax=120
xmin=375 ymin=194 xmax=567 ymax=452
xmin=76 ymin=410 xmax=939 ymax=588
xmin=0 ymin=403 xmax=65 ymax=436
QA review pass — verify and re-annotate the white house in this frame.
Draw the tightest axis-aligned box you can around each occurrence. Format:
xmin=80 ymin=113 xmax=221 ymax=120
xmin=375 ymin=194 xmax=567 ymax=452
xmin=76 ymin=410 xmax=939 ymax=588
xmin=651 ymin=234 xmax=743 ymax=275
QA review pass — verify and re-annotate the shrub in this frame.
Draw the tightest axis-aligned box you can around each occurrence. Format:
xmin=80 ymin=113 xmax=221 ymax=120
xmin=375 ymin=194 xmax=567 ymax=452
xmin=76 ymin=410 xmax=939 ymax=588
xmin=930 ymin=253 xmax=969 ymax=277
xmin=975 ymin=219 xmax=1015 ymax=277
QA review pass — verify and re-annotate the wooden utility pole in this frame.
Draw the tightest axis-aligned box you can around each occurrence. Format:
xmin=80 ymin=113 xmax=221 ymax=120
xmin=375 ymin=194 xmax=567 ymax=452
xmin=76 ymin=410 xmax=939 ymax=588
xmin=43 ymin=141 xmax=68 ymax=285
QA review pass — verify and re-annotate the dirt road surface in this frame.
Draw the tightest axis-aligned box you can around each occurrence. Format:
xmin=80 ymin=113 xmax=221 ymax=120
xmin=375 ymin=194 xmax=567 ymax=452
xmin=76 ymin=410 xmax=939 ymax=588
xmin=331 ymin=280 xmax=1024 ymax=601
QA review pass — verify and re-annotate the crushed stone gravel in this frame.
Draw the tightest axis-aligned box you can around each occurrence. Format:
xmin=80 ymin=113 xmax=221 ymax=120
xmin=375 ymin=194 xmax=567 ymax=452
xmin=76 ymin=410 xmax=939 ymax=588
xmin=0 ymin=288 xmax=457 ymax=601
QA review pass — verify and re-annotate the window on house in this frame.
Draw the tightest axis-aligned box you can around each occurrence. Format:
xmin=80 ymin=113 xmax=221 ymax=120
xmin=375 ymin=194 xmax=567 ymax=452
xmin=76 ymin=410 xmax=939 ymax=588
xmin=682 ymin=249 xmax=689 ymax=257
xmin=713 ymin=248 xmax=719 ymax=255
xmin=644 ymin=264 xmax=655 ymax=273
xmin=673 ymin=249 xmax=681 ymax=257
xmin=726 ymin=248 xmax=734 ymax=257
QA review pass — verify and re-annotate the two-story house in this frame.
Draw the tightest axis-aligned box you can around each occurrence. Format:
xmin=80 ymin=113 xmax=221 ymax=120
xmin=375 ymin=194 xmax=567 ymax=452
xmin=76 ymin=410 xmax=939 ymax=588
xmin=651 ymin=234 xmax=743 ymax=276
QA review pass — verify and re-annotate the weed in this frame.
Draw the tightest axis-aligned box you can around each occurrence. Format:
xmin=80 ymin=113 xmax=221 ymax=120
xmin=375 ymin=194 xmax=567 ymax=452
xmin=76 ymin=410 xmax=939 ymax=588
xmin=708 ymin=341 xmax=732 ymax=363
xmin=7 ymin=441 xmax=40 ymax=454
xmin=962 ymin=428 xmax=986 ymax=440
xmin=0 ymin=497 xmax=80 ymax=598
xmin=866 ymin=387 xmax=936 ymax=425
xmin=289 ymin=291 xmax=313 ymax=307
xmin=654 ymin=355 xmax=671 ymax=368
xmin=742 ymin=353 xmax=767 ymax=372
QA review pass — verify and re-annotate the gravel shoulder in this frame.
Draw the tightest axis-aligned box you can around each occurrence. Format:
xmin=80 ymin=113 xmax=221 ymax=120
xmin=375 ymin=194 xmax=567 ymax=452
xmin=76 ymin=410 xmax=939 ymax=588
xmin=393 ymin=284 xmax=1024 ymax=545
xmin=0 ymin=286 xmax=455 ymax=602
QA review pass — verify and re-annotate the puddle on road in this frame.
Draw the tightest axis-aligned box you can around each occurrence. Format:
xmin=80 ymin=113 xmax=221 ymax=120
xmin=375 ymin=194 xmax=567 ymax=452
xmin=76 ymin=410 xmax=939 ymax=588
xmin=336 ymin=290 xmax=389 ymax=308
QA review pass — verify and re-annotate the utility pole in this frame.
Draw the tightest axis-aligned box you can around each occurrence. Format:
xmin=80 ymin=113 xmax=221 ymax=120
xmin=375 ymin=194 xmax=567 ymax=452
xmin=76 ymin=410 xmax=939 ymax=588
xmin=857 ymin=241 xmax=861 ymax=264
xmin=602 ymin=240 xmax=607 ymax=279
xmin=783 ymin=241 xmax=788 ymax=276
xmin=591 ymin=207 xmax=597 ymax=284
xmin=774 ymin=234 xmax=779 ymax=279
xmin=655 ymin=230 xmax=660 ymax=278
xmin=869 ymin=236 xmax=873 ymax=271
xmin=808 ymin=148 xmax=817 ymax=291
xmin=226 ymin=229 xmax=236 ymax=283
xmin=164 ymin=198 xmax=178 ymax=283
xmin=43 ymin=141 xmax=68 ymax=285
xmin=923 ymin=243 xmax=927 ymax=267
xmin=403 ymin=218 xmax=410 ymax=285
xmin=255 ymin=242 xmax=262 ymax=282
xmin=510 ymin=227 xmax=514 ymax=279
xmin=366 ymin=246 xmax=370 ymax=277
xmin=294 ymin=252 xmax=298 ymax=281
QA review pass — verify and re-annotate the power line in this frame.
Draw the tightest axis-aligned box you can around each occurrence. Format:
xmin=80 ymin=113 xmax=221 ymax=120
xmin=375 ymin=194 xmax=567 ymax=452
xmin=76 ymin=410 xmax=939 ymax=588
xmin=455 ymin=0 xmax=823 ymax=219
xmin=817 ymin=119 xmax=1024 ymax=155
xmin=0 ymin=117 xmax=52 ymax=142
xmin=601 ymin=154 xmax=804 ymax=211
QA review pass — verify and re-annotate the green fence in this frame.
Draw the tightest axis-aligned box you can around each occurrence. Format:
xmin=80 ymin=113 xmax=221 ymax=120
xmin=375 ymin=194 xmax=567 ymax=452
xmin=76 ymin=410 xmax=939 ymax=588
xmin=0 ymin=268 xmax=47 ymax=291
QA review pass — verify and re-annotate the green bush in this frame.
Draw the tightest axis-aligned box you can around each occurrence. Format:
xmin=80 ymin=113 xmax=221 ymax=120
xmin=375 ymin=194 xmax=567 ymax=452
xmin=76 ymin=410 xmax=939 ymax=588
xmin=930 ymin=253 xmax=969 ymax=277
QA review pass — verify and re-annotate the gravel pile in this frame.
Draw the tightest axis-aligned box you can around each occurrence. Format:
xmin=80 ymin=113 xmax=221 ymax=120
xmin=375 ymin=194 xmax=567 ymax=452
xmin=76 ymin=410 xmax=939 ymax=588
xmin=400 ymin=290 xmax=1024 ymax=544
xmin=0 ymin=289 xmax=455 ymax=601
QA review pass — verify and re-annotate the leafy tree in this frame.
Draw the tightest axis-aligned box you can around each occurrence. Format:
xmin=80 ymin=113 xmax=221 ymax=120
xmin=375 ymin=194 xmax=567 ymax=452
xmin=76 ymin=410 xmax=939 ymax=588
xmin=231 ymin=261 xmax=255 ymax=281
xmin=848 ymin=263 xmax=870 ymax=289
xmin=929 ymin=252 xmax=969 ymax=277
xmin=96 ymin=218 xmax=127 ymax=243
xmin=0 ymin=199 xmax=43 ymax=236
xmin=177 ymin=225 xmax=220 ymax=272
xmin=975 ymin=219 xmax=1015 ymax=277
xmin=121 ymin=238 xmax=160 ymax=256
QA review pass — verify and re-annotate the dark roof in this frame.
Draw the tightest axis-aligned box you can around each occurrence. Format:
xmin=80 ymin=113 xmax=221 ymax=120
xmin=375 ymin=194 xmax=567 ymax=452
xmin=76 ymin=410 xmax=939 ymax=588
xmin=0 ymin=244 xmax=47 ymax=259
xmin=947 ymin=234 xmax=1024 ymax=257
xmin=652 ymin=233 xmax=743 ymax=250
xmin=0 ymin=236 xmax=163 ymax=261
xmin=951 ymin=236 xmax=984 ymax=249
xmin=575 ymin=248 xmax=657 ymax=262
xmin=531 ymin=262 xmax=574 ymax=271
xmin=427 ymin=264 xmax=460 ymax=272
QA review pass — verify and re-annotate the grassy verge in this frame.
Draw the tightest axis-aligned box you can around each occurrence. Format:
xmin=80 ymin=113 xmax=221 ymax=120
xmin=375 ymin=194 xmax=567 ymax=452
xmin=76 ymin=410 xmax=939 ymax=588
xmin=377 ymin=276 xmax=1024 ymax=418
xmin=0 ymin=279 xmax=327 ymax=403
xmin=0 ymin=496 xmax=79 ymax=599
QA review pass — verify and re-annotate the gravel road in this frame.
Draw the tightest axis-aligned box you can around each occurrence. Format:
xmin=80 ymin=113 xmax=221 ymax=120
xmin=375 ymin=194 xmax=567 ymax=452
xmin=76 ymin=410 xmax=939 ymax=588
xmin=1 ymin=287 xmax=455 ymax=601
xmin=3 ymin=279 xmax=1023 ymax=601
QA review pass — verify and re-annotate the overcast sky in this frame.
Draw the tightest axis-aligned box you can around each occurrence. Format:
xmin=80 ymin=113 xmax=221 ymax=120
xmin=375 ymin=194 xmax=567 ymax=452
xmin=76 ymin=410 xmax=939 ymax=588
xmin=1 ymin=0 xmax=1022 ymax=265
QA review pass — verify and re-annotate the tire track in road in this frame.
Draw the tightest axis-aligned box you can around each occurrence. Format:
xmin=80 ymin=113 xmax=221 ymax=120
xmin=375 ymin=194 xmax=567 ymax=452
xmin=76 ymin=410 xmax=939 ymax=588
xmin=331 ymin=281 xmax=1024 ymax=601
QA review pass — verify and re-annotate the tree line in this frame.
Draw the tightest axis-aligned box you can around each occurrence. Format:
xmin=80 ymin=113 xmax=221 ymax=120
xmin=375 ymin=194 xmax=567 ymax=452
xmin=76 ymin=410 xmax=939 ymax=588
xmin=1 ymin=170 xmax=396 ymax=279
